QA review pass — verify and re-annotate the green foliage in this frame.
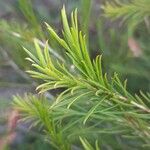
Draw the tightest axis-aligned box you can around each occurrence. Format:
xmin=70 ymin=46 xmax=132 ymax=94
xmin=103 ymin=0 xmax=150 ymax=24
xmin=18 ymin=0 xmax=44 ymax=39
xmin=0 ymin=20 xmax=29 ymax=69
xmin=13 ymin=7 xmax=150 ymax=150
xmin=80 ymin=0 xmax=91 ymax=45
xmin=103 ymin=0 xmax=150 ymax=34
xmin=80 ymin=137 xmax=100 ymax=150
xmin=96 ymin=19 xmax=150 ymax=93
xmin=13 ymin=94 xmax=70 ymax=150
xmin=0 ymin=0 xmax=63 ymax=72
xmin=99 ymin=0 xmax=150 ymax=92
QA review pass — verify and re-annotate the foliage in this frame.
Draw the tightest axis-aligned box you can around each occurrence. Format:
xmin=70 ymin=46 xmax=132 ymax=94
xmin=96 ymin=19 xmax=150 ymax=93
xmin=13 ymin=7 xmax=150 ymax=150
xmin=103 ymin=0 xmax=150 ymax=33
xmin=80 ymin=0 xmax=91 ymax=45
xmin=0 ymin=0 xmax=63 ymax=73
xmin=100 ymin=0 xmax=150 ymax=92
xmin=18 ymin=0 xmax=44 ymax=39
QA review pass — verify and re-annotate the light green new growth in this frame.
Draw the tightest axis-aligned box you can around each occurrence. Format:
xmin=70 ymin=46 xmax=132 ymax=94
xmin=13 ymin=6 xmax=150 ymax=150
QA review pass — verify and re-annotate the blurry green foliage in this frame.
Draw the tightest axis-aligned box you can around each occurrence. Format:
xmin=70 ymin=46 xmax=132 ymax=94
xmin=0 ymin=0 xmax=149 ymax=149
xmin=13 ymin=6 xmax=150 ymax=150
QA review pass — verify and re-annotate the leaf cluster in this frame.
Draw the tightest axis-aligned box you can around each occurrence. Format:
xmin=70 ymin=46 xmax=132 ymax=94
xmin=13 ymin=6 xmax=150 ymax=150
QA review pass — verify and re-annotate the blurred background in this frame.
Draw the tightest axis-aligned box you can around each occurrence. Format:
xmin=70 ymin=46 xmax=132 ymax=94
xmin=0 ymin=0 xmax=149 ymax=149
